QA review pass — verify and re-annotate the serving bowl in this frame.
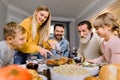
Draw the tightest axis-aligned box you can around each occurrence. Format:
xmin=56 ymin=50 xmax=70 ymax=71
xmin=51 ymin=64 xmax=91 ymax=80
xmin=82 ymin=66 xmax=99 ymax=76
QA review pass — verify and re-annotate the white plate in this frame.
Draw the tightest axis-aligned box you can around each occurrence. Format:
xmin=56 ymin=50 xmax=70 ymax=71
xmin=38 ymin=64 xmax=48 ymax=72
xmin=39 ymin=74 xmax=47 ymax=80
xmin=19 ymin=64 xmax=48 ymax=74
xmin=37 ymin=59 xmax=46 ymax=64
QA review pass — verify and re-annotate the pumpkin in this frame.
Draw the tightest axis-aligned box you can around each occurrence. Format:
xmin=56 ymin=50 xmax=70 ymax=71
xmin=0 ymin=64 xmax=32 ymax=80
xmin=84 ymin=64 xmax=120 ymax=80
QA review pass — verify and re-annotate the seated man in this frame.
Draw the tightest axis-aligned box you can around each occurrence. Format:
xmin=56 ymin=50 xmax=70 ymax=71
xmin=49 ymin=24 xmax=69 ymax=58
xmin=77 ymin=20 xmax=103 ymax=61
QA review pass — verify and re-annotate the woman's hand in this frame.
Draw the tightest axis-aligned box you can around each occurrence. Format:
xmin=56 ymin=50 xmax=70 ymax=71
xmin=38 ymin=47 xmax=53 ymax=58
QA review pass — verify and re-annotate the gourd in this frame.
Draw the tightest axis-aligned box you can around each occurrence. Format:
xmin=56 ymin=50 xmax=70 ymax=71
xmin=0 ymin=65 xmax=32 ymax=80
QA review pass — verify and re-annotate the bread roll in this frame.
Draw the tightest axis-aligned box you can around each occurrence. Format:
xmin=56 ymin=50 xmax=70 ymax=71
xmin=84 ymin=64 xmax=120 ymax=80
xmin=99 ymin=64 xmax=120 ymax=80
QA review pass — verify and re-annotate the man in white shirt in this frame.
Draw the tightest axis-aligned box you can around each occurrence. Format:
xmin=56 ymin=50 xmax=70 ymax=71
xmin=77 ymin=21 xmax=102 ymax=61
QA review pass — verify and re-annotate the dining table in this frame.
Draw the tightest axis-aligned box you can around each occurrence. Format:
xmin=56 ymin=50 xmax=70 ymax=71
xmin=19 ymin=58 xmax=107 ymax=80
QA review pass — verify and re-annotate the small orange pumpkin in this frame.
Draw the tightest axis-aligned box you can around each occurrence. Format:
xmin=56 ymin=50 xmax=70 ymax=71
xmin=0 ymin=64 xmax=32 ymax=80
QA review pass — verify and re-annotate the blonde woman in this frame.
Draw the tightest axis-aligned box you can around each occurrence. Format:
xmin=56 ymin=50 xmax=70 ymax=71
xmin=14 ymin=6 xmax=52 ymax=64
xmin=88 ymin=13 xmax=120 ymax=64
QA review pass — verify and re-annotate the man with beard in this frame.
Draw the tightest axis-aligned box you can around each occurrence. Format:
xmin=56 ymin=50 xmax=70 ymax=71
xmin=77 ymin=21 xmax=102 ymax=61
xmin=50 ymin=24 xmax=69 ymax=58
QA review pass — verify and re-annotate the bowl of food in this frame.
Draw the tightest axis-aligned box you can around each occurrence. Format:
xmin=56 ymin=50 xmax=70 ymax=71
xmin=51 ymin=64 xmax=91 ymax=80
xmin=82 ymin=62 xmax=99 ymax=76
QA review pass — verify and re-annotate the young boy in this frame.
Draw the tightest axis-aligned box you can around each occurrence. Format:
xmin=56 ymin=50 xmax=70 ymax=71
xmin=0 ymin=22 xmax=26 ymax=67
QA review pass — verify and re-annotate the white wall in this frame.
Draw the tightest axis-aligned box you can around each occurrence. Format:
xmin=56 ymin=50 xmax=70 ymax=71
xmin=69 ymin=21 xmax=77 ymax=49
xmin=0 ymin=1 xmax=7 ymax=40
xmin=75 ymin=0 xmax=117 ymax=48
xmin=7 ymin=6 xmax=29 ymax=23
xmin=51 ymin=17 xmax=77 ymax=49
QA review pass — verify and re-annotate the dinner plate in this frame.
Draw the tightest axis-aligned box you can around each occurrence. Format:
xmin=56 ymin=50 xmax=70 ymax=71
xmin=19 ymin=64 xmax=48 ymax=72
xmin=37 ymin=59 xmax=46 ymax=64
xmin=38 ymin=64 xmax=48 ymax=72
xmin=39 ymin=74 xmax=47 ymax=80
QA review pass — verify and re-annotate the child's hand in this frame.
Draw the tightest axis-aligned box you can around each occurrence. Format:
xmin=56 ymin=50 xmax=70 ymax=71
xmin=85 ymin=59 xmax=98 ymax=64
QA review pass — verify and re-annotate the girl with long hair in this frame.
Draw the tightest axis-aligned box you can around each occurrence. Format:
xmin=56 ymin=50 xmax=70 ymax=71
xmin=88 ymin=12 xmax=120 ymax=64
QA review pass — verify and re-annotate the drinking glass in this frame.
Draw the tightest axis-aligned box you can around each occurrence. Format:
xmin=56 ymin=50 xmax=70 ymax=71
xmin=26 ymin=55 xmax=38 ymax=71
xmin=73 ymin=56 xmax=81 ymax=63
xmin=69 ymin=46 xmax=78 ymax=58
xmin=55 ymin=42 xmax=64 ymax=59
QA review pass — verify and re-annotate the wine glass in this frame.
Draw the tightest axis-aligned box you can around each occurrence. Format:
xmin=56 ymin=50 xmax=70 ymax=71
xmin=72 ymin=46 xmax=78 ymax=53
xmin=69 ymin=46 xmax=78 ymax=58
xmin=73 ymin=56 xmax=81 ymax=63
xmin=55 ymin=42 xmax=64 ymax=59
xmin=57 ymin=49 xmax=63 ymax=56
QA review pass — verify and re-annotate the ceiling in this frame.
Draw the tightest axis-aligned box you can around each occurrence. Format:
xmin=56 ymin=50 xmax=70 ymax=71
xmin=1 ymin=0 xmax=117 ymax=21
